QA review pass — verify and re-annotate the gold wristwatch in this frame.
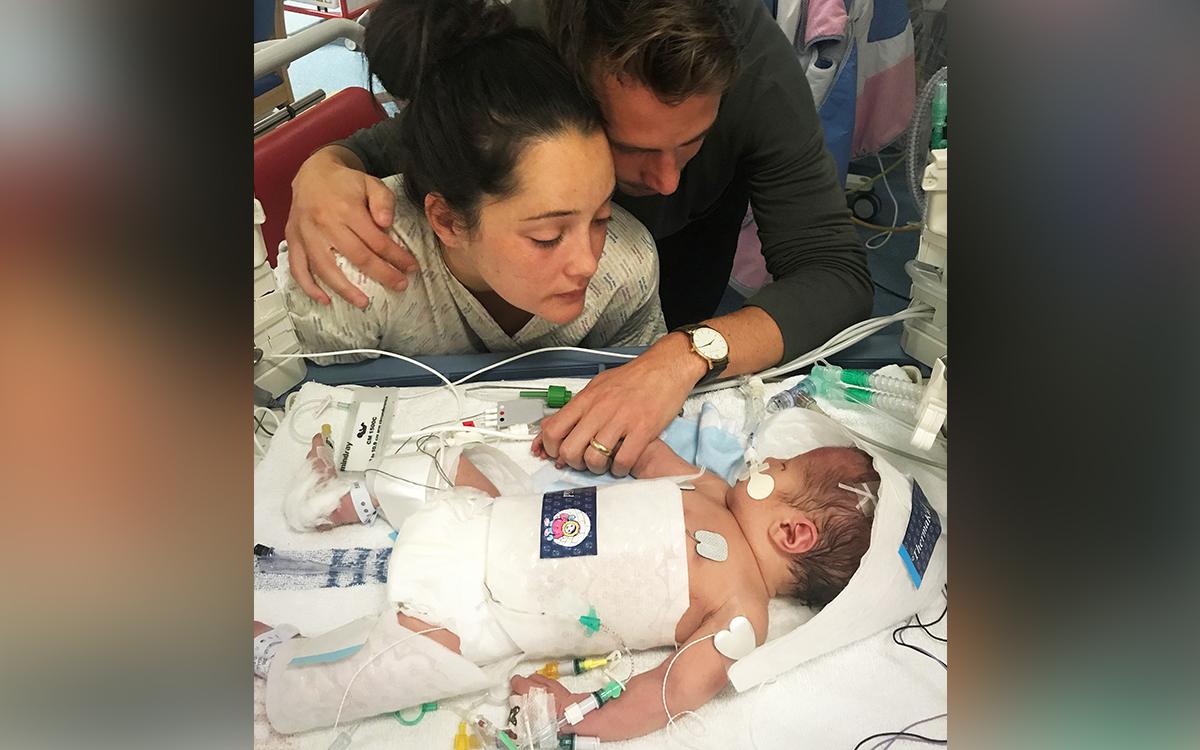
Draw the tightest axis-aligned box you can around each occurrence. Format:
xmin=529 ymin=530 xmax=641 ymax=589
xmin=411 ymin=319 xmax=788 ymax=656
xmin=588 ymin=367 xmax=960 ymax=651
xmin=675 ymin=324 xmax=730 ymax=384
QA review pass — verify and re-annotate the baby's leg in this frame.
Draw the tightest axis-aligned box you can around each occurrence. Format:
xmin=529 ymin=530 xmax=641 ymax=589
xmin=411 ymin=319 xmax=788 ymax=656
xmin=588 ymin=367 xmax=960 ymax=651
xmin=253 ymin=616 xmax=461 ymax=677
xmin=395 ymin=612 xmax=463 ymax=654
xmin=255 ymin=611 xmax=489 ymax=734
xmin=318 ymin=451 xmax=498 ymax=528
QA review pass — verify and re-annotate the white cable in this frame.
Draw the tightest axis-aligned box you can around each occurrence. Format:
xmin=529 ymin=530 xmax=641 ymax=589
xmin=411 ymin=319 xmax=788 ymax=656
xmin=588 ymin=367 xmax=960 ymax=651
xmin=865 ymin=153 xmax=901 ymax=250
xmin=332 ymin=626 xmax=448 ymax=732
xmin=760 ymin=306 xmax=933 ymax=381
xmin=660 ymin=634 xmax=716 ymax=750
xmin=448 ymin=346 xmax=637 ymax=388
xmin=264 ymin=349 xmax=465 ymax=418
xmin=389 ymin=425 xmax=535 ymax=442
xmin=689 ymin=306 xmax=934 ymax=399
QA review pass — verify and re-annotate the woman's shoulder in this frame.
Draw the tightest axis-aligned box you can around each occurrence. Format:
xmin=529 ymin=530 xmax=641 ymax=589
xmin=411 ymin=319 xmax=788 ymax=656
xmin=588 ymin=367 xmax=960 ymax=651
xmin=595 ymin=204 xmax=660 ymax=288
xmin=380 ymin=174 xmax=442 ymax=266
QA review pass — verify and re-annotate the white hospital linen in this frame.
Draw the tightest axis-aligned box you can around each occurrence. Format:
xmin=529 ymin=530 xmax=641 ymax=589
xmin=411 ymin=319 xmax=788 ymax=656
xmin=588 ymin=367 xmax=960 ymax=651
xmin=276 ymin=176 xmax=666 ymax=363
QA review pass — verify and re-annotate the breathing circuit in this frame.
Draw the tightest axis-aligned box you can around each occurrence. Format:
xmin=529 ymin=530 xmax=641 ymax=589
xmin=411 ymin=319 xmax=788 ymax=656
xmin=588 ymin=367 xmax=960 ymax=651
xmin=768 ymin=372 xmax=923 ymax=422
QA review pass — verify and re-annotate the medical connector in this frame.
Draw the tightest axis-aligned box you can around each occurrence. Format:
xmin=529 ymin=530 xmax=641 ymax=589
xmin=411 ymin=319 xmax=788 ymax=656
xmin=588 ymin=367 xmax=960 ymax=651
xmin=578 ymin=606 xmax=601 ymax=635
xmin=327 ymin=722 xmax=360 ymax=750
xmin=536 ymin=656 xmax=610 ymax=680
xmin=519 ymin=386 xmax=573 ymax=408
xmin=558 ymin=735 xmax=601 ymax=750
xmin=395 ymin=701 xmax=438 ymax=726
xmin=559 ymin=680 xmax=624 ymax=727
xmin=453 ymin=720 xmax=485 ymax=750
xmin=765 ymin=379 xmax=818 ymax=413
xmin=810 ymin=365 xmax=925 ymax=401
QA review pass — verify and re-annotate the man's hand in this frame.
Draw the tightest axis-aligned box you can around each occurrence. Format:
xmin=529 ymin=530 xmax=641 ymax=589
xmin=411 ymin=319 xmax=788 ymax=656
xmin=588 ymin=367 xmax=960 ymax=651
xmin=537 ymin=333 xmax=706 ymax=477
xmin=284 ymin=146 xmax=419 ymax=308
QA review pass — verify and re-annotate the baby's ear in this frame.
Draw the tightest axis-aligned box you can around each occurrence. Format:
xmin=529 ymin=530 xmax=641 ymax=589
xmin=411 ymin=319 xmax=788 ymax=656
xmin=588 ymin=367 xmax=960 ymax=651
xmin=771 ymin=513 xmax=818 ymax=556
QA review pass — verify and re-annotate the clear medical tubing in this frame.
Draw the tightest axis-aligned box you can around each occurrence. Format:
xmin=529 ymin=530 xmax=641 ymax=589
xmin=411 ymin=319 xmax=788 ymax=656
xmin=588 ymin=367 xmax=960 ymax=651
xmin=766 ymin=379 xmax=818 ymax=413
xmin=769 ymin=375 xmax=921 ymax=421
xmin=810 ymin=365 xmax=925 ymax=400
xmin=906 ymin=66 xmax=948 ymax=216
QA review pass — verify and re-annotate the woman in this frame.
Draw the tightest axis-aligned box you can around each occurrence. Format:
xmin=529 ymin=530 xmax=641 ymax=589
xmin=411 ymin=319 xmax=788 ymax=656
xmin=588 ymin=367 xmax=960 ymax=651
xmin=276 ymin=0 xmax=665 ymax=362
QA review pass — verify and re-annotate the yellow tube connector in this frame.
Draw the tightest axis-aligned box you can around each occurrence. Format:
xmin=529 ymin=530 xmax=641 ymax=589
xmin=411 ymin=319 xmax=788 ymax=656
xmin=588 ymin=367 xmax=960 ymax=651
xmin=453 ymin=721 xmax=480 ymax=750
xmin=536 ymin=656 xmax=611 ymax=680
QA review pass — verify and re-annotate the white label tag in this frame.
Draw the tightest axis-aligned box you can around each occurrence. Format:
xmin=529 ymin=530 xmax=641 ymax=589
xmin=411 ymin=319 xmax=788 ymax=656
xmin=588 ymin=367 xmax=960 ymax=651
xmin=349 ymin=481 xmax=377 ymax=525
xmin=339 ymin=393 xmax=390 ymax=473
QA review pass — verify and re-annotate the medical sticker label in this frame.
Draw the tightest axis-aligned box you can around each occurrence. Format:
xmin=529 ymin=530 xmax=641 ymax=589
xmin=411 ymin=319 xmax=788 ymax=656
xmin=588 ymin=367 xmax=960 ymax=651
xmin=338 ymin=393 xmax=390 ymax=473
xmin=899 ymin=481 xmax=941 ymax=588
xmin=540 ymin=487 xmax=597 ymax=559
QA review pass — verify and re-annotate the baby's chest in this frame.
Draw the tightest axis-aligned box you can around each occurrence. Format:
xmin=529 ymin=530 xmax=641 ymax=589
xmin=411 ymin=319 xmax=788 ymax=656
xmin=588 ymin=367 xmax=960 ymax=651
xmin=682 ymin=506 xmax=755 ymax=602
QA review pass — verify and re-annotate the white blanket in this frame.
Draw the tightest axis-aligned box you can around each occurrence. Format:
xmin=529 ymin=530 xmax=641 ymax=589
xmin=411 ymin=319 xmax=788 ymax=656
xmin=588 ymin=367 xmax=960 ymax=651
xmin=254 ymin=377 xmax=947 ymax=749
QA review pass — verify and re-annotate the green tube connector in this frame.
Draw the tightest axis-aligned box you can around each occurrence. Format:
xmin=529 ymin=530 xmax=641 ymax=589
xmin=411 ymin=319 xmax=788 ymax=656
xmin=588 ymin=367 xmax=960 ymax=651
xmin=595 ymin=679 xmax=623 ymax=705
xmin=520 ymin=385 xmax=573 ymax=408
xmin=393 ymin=701 xmax=438 ymax=726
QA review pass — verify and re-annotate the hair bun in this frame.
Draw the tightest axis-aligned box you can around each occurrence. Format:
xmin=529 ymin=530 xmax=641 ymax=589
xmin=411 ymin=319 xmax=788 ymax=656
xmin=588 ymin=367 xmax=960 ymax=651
xmin=365 ymin=0 xmax=515 ymax=100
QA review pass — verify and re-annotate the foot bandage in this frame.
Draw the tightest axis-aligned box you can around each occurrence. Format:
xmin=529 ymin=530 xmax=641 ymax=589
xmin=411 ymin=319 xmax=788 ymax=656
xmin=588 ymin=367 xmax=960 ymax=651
xmin=264 ymin=611 xmax=519 ymax=734
xmin=254 ymin=624 xmax=299 ymax=679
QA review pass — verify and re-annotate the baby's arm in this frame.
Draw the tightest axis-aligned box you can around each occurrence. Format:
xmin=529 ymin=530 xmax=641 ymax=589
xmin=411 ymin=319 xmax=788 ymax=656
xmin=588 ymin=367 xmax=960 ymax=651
xmin=631 ymin=439 xmax=731 ymax=498
xmin=511 ymin=605 xmax=760 ymax=742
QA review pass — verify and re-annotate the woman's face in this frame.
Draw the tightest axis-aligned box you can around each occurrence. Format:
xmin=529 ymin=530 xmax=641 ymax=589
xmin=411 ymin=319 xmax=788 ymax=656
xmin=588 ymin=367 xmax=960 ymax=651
xmin=450 ymin=129 xmax=616 ymax=324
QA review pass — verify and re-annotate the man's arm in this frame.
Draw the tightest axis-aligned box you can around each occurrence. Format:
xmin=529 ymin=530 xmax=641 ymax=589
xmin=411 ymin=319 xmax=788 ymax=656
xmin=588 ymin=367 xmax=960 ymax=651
xmin=283 ymin=118 xmax=418 ymax=306
xmin=740 ymin=81 xmax=874 ymax=362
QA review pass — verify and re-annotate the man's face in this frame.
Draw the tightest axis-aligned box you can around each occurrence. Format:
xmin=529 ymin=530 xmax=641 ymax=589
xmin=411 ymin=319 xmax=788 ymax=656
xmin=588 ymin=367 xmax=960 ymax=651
xmin=591 ymin=71 xmax=721 ymax=197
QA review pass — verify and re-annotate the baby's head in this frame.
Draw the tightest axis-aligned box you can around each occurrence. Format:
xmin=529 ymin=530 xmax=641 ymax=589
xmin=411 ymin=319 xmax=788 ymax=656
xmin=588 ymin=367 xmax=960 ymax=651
xmin=728 ymin=446 xmax=879 ymax=607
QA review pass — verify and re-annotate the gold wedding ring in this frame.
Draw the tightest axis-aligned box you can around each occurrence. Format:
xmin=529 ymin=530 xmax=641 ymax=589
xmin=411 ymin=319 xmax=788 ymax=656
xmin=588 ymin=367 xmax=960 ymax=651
xmin=588 ymin=439 xmax=612 ymax=457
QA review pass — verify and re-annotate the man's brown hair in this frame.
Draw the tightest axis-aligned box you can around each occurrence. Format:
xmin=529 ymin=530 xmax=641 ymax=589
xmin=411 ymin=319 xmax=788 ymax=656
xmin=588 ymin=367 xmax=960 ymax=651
xmin=545 ymin=0 xmax=742 ymax=104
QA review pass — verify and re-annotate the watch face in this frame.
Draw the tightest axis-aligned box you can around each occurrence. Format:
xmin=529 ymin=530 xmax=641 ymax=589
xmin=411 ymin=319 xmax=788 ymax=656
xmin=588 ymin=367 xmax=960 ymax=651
xmin=693 ymin=326 xmax=729 ymax=360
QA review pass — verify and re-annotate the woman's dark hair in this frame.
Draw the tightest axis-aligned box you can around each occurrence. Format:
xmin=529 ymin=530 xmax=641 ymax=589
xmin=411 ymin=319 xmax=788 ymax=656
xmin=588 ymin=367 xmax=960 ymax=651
xmin=364 ymin=0 xmax=604 ymax=229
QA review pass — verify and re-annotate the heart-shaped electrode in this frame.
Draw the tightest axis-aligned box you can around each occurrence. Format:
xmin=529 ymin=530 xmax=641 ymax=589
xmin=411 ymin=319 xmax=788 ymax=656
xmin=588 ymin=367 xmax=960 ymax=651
xmin=713 ymin=615 xmax=756 ymax=660
xmin=692 ymin=530 xmax=729 ymax=562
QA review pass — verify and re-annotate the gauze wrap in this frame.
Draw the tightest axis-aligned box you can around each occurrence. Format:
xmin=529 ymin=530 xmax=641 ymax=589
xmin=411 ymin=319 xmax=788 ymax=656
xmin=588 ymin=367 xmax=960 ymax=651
xmin=484 ymin=479 xmax=690 ymax=658
xmin=265 ymin=610 xmax=520 ymax=734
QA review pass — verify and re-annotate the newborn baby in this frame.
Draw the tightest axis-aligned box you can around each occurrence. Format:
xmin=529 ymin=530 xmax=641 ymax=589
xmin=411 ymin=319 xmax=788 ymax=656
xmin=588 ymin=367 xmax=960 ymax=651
xmin=255 ymin=433 xmax=879 ymax=741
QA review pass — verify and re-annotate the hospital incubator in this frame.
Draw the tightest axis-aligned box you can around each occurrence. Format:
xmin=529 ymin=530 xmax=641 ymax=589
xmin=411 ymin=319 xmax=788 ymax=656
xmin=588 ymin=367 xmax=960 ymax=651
xmin=253 ymin=197 xmax=307 ymax=397
xmin=900 ymin=68 xmax=949 ymax=368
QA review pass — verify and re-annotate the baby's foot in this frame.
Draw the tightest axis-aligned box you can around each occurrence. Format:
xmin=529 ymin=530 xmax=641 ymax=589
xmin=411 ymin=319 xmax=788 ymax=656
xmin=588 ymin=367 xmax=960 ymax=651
xmin=253 ymin=621 xmax=299 ymax=678
xmin=283 ymin=429 xmax=376 ymax=530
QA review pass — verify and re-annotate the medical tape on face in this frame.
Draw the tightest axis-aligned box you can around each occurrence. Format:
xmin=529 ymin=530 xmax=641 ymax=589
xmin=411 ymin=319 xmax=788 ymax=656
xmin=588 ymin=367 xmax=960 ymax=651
xmin=349 ymin=481 xmax=377 ymax=525
xmin=839 ymin=482 xmax=877 ymax=515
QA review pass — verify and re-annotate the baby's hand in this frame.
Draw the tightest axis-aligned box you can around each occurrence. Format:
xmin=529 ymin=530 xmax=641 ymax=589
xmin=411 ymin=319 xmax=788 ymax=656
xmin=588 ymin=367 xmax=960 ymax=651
xmin=509 ymin=673 xmax=585 ymax=719
xmin=531 ymin=434 xmax=551 ymax=461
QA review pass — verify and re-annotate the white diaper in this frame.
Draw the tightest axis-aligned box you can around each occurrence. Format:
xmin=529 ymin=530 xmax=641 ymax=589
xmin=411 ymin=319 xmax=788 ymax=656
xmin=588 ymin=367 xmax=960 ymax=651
xmin=387 ymin=487 xmax=521 ymax=665
xmin=265 ymin=610 xmax=519 ymax=734
xmin=387 ymin=479 xmax=690 ymax=662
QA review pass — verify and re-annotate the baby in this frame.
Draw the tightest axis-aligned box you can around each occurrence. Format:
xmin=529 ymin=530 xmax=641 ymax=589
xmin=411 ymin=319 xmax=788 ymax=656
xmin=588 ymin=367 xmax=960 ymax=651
xmin=256 ymin=432 xmax=878 ymax=741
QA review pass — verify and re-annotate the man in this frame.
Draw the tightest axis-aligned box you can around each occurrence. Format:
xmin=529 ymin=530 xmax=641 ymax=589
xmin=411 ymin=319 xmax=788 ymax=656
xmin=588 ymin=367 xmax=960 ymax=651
xmin=281 ymin=0 xmax=872 ymax=476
